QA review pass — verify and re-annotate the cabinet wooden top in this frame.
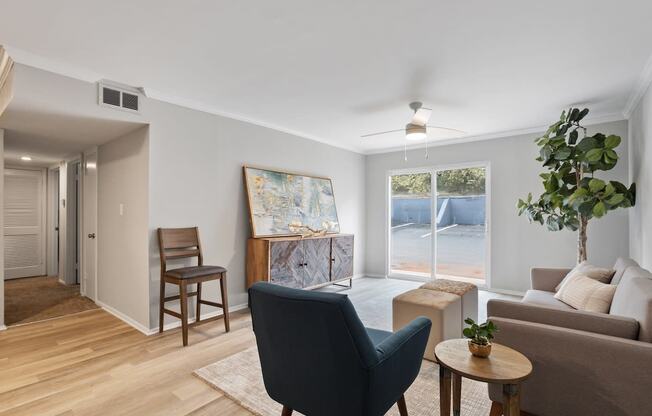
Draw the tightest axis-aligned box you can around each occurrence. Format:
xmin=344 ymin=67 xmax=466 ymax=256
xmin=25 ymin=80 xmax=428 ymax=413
xmin=249 ymin=233 xmax=353 ymax=242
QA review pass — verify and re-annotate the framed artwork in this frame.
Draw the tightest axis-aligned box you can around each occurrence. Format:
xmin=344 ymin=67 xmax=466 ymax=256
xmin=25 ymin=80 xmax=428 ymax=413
xmin=243 ymin=166 xmax=340 ymax=238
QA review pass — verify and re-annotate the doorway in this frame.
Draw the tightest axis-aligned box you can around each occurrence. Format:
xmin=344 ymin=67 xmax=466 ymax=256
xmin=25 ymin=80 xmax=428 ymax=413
xmin=388 ymin=163 xmax=490 ymax=287
xmin=3 ymin=157 xmax=98 ymax=326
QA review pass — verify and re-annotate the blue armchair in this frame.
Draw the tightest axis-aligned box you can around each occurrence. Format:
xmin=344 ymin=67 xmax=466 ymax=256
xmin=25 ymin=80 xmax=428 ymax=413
xmin=249 ymin=282 xmax=431 ymax=416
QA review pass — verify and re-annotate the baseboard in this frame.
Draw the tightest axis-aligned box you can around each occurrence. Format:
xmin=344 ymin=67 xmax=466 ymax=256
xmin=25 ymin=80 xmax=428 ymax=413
xmin=153 ymin=302 xmax=249 ymax=335
xmin=96 ymin=300 xmax=152 ymax=336
xmin=483 ymin=287 xmax=525 ymax=297
xmin=364 ymin=273 xmax=387 ymax=279
xmin=0 ymin=325 xmax=7 ymax=332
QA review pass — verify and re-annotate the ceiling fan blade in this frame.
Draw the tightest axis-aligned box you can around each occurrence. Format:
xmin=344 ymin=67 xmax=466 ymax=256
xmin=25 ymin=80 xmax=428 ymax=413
xmin=361 ymin=128 xmax=405 ymax=138
xmin=426 ymin=125 xmax=466 ymax=135
xmin=411 ymin=107 xmax=432 ymax=126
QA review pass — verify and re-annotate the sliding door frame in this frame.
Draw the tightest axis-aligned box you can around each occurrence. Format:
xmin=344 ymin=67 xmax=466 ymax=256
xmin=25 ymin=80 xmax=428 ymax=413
xmin=386 ymin=161 xmax=492 ymax=289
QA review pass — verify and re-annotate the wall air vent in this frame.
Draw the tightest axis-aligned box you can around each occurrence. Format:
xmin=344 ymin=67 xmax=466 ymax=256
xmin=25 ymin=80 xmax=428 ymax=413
xmin=98 ymin=82 xmax=141 ymax=113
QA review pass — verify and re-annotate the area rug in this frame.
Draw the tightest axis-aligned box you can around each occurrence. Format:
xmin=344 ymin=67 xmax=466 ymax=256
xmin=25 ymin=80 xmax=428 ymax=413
xmin=195 ymin=347 xmax=492 ymax=416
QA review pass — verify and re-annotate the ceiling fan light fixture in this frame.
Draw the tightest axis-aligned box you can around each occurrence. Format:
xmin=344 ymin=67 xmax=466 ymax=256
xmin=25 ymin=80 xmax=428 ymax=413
xmin=405 ymin=123 xmax=427 ymax=140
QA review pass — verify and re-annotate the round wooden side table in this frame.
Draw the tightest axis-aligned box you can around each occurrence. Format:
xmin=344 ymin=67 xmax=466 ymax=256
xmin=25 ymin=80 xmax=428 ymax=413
xmin=434 ymin=339 xmax=532 ymax=416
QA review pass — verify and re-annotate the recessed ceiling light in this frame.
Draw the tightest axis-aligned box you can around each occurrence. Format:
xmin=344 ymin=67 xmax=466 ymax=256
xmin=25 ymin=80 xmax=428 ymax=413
xmin=21 ymin=156 xmax=32 ymax=161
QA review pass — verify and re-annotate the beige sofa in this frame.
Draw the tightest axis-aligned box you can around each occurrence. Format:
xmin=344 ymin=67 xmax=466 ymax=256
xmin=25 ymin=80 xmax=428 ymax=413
xmin=487 ymin=257 xmax=652 ymax=416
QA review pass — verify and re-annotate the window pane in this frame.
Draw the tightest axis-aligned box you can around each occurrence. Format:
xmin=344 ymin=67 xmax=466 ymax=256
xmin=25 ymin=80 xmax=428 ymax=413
xmin=390 ymin=173 xmax=432 ymax=277
xmin=436 ymin=167 xmax=486 ymax=284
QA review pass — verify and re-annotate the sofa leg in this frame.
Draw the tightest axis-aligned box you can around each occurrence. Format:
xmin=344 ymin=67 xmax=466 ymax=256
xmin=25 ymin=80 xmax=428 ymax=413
xmin=281 ymin=405 xmax=293 ymax=416
xmin=489 ymin=401 xmax=502 ymax=416
xmin=397 ymin=394 xmax=408 ymax=416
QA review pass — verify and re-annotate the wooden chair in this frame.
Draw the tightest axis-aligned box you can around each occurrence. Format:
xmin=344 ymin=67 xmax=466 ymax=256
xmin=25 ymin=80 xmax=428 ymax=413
xmin=158 ymin=227 xmax=230 ymax=346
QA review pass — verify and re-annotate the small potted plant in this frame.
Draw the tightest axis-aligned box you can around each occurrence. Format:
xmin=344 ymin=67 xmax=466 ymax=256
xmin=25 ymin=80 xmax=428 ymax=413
xmin=463 ymin=318 xmax=498 ymax=358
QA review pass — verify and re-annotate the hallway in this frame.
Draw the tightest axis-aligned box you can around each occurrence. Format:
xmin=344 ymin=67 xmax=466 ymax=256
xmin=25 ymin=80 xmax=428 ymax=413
xmin=4 ymin=275 xmax=97 ymax=326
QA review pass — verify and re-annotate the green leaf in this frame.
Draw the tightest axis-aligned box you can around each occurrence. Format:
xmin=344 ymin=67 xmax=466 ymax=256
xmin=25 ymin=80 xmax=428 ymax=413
xmin=576 ymin=136 xmax=597 ymax=152
xmin=462 ymin=328 xmax=473 ymax=338
xmin=569 ymin=130 xmax=579 ymax=144
xmin=603 ymin=183 xmax=615 ymax=197
xmin=589 ymin=178 xmax=606 ymax=193
xmin=593 ymin=201 xmax=606 ymax=217
xmin=554 ymin=147 xmax=572 ymax=160
xmin=577 ymin=108 xmax=589 ymax=121
xmin=585 ymin=148 xmax=603 ymax=162
xmin=604 ymin=135 xmax=621 ymax=148
xmin=606 ymin=194 xmax=625 ymax=206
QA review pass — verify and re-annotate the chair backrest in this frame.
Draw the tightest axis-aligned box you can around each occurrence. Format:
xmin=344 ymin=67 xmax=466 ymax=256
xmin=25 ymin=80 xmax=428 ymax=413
xmin=248 ymin=282 xmax=379 ymax=415
xmin=610 ymin=266 xmax=652 ymax=342
xmin=157 ymin=227 xmax=203 ymax=273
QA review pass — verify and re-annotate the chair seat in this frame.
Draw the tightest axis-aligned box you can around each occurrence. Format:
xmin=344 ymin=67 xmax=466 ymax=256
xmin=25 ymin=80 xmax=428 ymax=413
xmin=522 ymin=289 xmax=574 ymax=310
xmin=165 ymin=265 xmax=226 ymax=279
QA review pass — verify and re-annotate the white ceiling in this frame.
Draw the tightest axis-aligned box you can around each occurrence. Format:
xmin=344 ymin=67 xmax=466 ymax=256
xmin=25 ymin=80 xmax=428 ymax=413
xmin=1 ymin=1 xmax=652 ymax=153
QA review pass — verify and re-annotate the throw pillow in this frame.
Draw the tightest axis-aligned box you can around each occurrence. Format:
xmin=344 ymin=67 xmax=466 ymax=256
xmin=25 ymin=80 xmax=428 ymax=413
xmin=554 ymin=273 xmax=618 ymax=313
xmin=555 ymin=261 xmax=615 ymax=292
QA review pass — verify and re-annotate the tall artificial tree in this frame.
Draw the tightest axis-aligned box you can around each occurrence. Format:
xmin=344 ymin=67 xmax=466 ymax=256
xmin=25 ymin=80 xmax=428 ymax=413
xmin=517 ymin=108 xmax=636 ymax=263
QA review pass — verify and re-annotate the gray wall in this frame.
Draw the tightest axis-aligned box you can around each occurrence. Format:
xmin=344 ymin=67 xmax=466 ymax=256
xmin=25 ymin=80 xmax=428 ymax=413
xmin=97 ymin=127 xmax=150 ymax=329
xmin=629 ymin=83 xmax=652 ymax=269
xmin=366 ymin=120 xmax=630 ymax=293
xmin=146 ymin=101 xmax=367 ymax=329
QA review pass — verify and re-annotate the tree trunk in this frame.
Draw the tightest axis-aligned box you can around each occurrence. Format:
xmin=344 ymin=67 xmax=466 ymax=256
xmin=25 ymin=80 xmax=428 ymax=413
xmin=577 ymin=215 xmax=588 ymax=263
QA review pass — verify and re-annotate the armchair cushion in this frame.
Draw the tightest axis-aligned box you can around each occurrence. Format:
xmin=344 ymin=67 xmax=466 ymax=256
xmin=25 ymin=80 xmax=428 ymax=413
xmin=610 ymin=268 xmax=652 ymax=342
xmin=530 ymin=268 xmax=571 ymax=292
xmin=488 ymin=299 xmax=639 ymax=340
xmin=554 ymin=261 xmax=615 ymax=291
xmin=611 ymin=257 xmax=640 ymax=285
xmin=522 ymin=290 xmax=574 ymax=310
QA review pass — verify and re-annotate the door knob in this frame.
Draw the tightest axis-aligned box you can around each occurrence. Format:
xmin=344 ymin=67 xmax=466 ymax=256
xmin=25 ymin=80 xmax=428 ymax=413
xmin=88 ymin=233 xmax=96 ymax=239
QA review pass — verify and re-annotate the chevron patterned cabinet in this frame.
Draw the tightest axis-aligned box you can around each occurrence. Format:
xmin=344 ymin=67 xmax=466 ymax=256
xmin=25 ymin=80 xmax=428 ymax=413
xmin=246 ymin=234 xmax=354 ymax=290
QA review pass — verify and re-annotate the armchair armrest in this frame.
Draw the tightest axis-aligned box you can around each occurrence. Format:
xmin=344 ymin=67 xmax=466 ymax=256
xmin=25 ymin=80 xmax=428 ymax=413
xmin=487 ymin=317 xmax=652 ymax=416
xmin=530 ymin=267 xmax=571 ymax=291
xmin=366 ymin=317 xmax=431 ymax=415
xmin=488 ymin=299 xmax=639 ymax=340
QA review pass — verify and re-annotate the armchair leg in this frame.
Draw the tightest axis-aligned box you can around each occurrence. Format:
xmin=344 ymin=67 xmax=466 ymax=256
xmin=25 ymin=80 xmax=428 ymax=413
xmin=397 ymin=394 xmax=408 ymax=416
xmin=281 ymin=406 xmax=293 ymax=416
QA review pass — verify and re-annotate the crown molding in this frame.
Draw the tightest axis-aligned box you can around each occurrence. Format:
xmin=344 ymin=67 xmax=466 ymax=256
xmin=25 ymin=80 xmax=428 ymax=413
xmin=5 ymin=45 xmax=103 ymax=83
xmin=363 ymin=112 xmax=626 ymax=155
xmin=143 ymin=88 xmax=364 ymax=154
xmin=623 ymin=52 xmax=652 ymax=119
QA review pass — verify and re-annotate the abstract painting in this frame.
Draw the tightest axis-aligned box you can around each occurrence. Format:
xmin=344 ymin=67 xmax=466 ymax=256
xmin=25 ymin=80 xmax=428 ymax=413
xmin=244 ymin=166 xmax=340 ymax=237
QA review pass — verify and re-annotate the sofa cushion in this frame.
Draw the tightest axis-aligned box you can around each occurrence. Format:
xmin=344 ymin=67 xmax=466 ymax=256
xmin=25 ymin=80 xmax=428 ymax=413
xmin=610 ymin=266 xmax=652 ymax=342
xmin=611 ymin=257 xmax=640 ymax=285
xmin=522 ymin=290 xmax=574 ymax=310
xmin=555 ymin=261 xmax=615 ymax=291
xmin=554 ymin=274 xmax=617 ymax=313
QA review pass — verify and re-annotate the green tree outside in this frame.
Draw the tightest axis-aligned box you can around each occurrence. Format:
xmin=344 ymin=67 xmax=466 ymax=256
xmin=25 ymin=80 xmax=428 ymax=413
xmin=391 ymin=168 xmax=485 ymax=197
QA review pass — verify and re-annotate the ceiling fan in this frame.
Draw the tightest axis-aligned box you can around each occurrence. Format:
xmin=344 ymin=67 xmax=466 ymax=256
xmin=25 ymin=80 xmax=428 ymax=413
xmin=361 ymin=102 xmax=465 ymax=160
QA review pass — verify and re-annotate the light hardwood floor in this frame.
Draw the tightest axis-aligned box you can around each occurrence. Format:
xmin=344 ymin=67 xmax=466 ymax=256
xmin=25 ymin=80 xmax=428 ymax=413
xmin=0 ymin=278 xmax=516 ymax=415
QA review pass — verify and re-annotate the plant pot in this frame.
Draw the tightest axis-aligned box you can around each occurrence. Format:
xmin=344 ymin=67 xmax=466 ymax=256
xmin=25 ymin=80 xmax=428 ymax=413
xmin=468 ymin=341 xmax=492 ymax=358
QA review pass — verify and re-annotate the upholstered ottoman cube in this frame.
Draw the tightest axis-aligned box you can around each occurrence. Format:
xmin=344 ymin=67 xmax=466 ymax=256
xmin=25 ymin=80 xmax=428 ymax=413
xmin=420 ymin=279 xmax=478 ymax=332
xmin=392 ymin=289 xmax=461 ymax=361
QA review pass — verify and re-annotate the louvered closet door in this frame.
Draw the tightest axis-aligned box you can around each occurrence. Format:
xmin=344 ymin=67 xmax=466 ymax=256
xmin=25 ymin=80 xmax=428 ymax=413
xmin=4 ymin=168 xmax=46 ymax=279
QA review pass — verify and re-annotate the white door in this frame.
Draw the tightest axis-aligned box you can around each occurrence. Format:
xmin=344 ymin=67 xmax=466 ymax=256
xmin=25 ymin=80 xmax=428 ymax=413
xmin=82 ymin=152 xmax=98 ymax=300
xmin=4 ymin=168 xmax=46 ymax=279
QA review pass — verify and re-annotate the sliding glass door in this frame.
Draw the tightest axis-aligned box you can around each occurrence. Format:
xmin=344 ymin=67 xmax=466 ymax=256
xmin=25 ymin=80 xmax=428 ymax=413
xmin=388 ymin=164 xmax=489 ymax=286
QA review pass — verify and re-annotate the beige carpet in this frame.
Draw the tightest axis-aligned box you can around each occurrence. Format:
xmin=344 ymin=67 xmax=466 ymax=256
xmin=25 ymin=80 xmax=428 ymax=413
xmin=195 ymin=347 xmax=492 ymax=416
xmin=4 ymin=276 xmax=99 ymax=326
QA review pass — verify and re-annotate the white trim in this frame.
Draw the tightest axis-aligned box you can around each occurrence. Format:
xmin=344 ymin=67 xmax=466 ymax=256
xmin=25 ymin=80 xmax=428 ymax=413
xmin=5 ymin=45 xmax=103 ymax=83
xmin=483 ymin=287 xmax=525 ymax=297
xmin=365 ymin=112 xmax=626 ymax=155
xmin=144 ymin=88 xmax=362 ymax=154
xmin=623 ymin=52 xmax=652 ymax=119
xmin=0 ymin=325 xmax=6 ymax=332
xmin=156 ymin=302 xmax=249 ymax=335
xmin=363 ymin=273 xmax=387 ymax=279
xmin=95 ymin=300 xmax=152 ymax=335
